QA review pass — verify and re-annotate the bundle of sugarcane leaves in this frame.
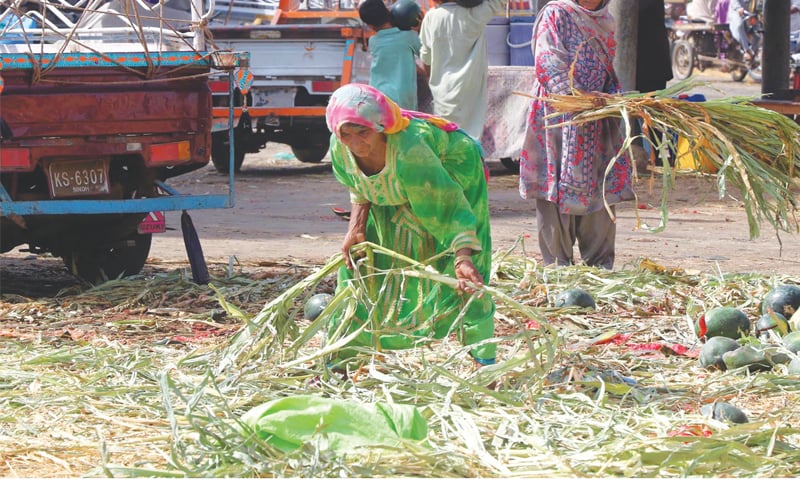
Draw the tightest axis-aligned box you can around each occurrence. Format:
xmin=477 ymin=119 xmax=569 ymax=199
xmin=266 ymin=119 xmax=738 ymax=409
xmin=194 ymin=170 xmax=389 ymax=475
xmin=534 ymin=77 xmax=800 ymax=240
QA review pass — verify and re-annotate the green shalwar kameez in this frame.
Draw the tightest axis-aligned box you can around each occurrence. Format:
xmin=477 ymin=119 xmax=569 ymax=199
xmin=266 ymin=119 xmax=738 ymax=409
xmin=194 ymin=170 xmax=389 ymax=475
xmin=329 ymin=119 xmax=496 ymax=363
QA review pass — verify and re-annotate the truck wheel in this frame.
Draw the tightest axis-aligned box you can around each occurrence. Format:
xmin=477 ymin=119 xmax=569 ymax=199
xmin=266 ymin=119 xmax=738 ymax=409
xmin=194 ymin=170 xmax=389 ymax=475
xmin=291 ymin=144 xmax=329 ymax=163
xmin=500 ymin=157 xmax=520 ymax=173
xmin=211 ymin=131 xmax=245 ymax=173
xmin=671 ymin=39 xmax=694 ymax=80
xmin=63 ymin=232 xmax=152 ymax=284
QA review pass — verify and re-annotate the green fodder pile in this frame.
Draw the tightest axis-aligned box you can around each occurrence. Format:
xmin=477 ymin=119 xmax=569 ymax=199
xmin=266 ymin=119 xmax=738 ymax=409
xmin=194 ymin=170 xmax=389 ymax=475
xmin=1 ymin=248 xmax=799 ymax=478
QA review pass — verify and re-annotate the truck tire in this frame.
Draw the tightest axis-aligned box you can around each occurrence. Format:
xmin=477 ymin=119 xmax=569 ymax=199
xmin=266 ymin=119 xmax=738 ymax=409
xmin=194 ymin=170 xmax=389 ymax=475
xmin=291 ymin=144 xmax=329 ymax=163
xmin=211 ymin=131 xmax=245 ymax=173
xmin=63 ymin=232 xmax=152 ymax=284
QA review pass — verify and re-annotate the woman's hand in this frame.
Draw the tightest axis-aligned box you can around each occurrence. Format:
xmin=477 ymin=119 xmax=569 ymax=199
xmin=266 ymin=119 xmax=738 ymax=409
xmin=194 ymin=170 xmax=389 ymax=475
xmin=454 ymin=248 xmax=484 ymax=295
xmin=455 ymin=258 xmax=484 ymax=295
xmin=342 ymin=202 xmax=370 ymax=270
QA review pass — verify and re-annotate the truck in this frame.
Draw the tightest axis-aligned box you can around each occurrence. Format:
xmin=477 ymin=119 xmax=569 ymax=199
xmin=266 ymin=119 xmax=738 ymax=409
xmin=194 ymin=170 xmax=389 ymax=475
xmin=0 ymin=0 xmax=243 ymax=283
xmin=205 ymin=0 xmax=371 ymax=172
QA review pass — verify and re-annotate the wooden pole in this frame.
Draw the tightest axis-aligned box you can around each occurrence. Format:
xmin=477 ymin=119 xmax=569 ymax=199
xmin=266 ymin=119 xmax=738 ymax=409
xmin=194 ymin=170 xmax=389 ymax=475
xmin=610 ymin=0 xmax=639 ymax=92
xmin=762 ymin=0 xmax=790 ymax=97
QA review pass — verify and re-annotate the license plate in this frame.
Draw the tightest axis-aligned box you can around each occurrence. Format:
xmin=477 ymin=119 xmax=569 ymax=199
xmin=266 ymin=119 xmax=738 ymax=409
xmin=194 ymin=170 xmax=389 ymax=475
xmin=48 ymin=159 xmax=110 ymax=198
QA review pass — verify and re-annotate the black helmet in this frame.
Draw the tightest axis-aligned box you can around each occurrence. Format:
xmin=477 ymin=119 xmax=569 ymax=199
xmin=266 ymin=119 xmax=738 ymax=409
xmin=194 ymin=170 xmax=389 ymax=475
xmin=391 ymin=0 xmax=421 ymax=30
xmin=456 ymin=0 xmax=484 ymax=7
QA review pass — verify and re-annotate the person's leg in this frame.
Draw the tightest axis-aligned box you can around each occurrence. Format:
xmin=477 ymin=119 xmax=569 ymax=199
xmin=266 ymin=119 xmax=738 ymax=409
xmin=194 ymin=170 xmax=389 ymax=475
xmin=535 ymin=199 xmax=575 ymax=267
xmin=731 ymin=20 xmax=752 ymax=55
xmin=576 ymin=206 xmax=617 ymax=270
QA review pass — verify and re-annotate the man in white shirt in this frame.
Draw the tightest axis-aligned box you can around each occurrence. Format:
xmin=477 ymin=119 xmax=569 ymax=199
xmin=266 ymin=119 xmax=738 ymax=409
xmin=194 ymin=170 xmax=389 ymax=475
xmin=418 ymin=0 xmax=508 ymax=139
xmin=686 ymin=0 xmax=718 ymax=23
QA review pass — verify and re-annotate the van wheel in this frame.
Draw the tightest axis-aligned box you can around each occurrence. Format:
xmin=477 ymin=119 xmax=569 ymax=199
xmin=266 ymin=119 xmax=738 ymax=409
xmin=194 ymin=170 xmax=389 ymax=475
xmin=500 ymin=157 xmax=520 ymax=173
xmin=211 ymin=131 xmax=245 ymax=173
xmin=291 ymin=144 xmax=329 ymax=163
xmin=63 ymin=232 xmax=152 ymax=284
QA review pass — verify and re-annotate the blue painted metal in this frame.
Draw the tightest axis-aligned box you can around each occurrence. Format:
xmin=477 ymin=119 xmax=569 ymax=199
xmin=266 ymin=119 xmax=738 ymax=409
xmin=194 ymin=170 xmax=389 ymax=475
xmin=0 ymin=183 xmax=12 ymax=202
xmin=229 ymin=69 xmax=236 ymax=188
xmin=0 ymin=51 xmax=215 ymax=69
xmin=0 ymin=195 xmax=232 ymax=215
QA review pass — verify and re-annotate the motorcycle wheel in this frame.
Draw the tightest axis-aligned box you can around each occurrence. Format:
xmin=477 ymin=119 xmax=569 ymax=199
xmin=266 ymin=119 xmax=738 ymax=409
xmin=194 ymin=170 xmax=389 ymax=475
xmin=726 ymin=46 xmax=748 ymax=82
xmin=746 ymin=47 xmax=763 ymax=83
xmin=671 ymin=39 xmax=694 ymax=80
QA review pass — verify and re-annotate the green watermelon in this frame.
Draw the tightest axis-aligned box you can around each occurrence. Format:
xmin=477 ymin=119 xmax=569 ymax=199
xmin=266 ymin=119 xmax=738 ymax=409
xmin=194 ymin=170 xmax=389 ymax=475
xmin=755 ymin=312 xmax=789 ymax=339
xmin=554 ymin=288 xmax=596 ymax=309
xmin=788 ymin=357 xmax=800 ymax=375
xmin=789 ymin=309 xmax=800 ymax=332
xmin=782 ymin=331 xmax=800 ymax=354
xmin=761 ymin=284 xmax=800 ymax=318
xmin=304 ymin=293 xmax=333 ymax=321
xmin=699 ymin=336 xmax=740 ymax=370
xmin=696 ymin=307 xmax=751 ymax=340
xmin=722 ymin=345 xmax=772 ymax=372
xmin=701 ymin=401 xmax=748 ymax=424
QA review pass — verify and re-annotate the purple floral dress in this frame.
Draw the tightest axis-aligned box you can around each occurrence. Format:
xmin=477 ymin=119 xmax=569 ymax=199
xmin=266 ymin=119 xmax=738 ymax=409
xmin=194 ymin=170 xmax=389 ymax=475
xmin=519 ymin=1 xmax=633 ymax=215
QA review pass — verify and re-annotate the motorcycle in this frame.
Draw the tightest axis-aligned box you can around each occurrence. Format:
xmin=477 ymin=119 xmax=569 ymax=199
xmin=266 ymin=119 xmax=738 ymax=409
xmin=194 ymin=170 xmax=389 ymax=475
xmin=669 ymin=11 xmax=763 ymax=82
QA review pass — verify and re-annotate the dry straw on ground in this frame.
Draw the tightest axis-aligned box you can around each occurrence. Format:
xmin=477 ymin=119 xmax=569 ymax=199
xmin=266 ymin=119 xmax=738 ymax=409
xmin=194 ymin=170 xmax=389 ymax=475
xmin=2 ymin=242 xmax=800 ymax=477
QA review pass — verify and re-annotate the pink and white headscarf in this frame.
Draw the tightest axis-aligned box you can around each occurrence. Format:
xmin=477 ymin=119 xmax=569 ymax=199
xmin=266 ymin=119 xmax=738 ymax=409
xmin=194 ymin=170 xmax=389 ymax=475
xmin=326 ymin=83 xmax=459 ymax=137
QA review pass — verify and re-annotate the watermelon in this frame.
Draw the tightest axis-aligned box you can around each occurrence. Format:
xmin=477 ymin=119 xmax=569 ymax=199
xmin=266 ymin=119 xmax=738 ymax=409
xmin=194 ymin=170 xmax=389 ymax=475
xmin=390 ymin=0 xmax=421 ymax=30
xmin=722 ymin=345 xmax=772 ymax=372
xmin=761 ymin=284 xmax=800 ymax=318
xmin=790 ymin=309 xmax=800 ymax=332
xmin=304 ymin=293 xmax=333 ymax=320
xmin=701 ymin=401 xmax=748 ymax=424
xmin=782 ymin=331 xmax=800 ymax=354
xmin=788 ymin=357 xmax=800 ymax=375
xmin=554 ymin=288 xmax=596 ymax=309
xmin=755 ymin=312 xmax=789 ymax=339
xmin=695 ymin=307 xmax=750 ymax=340
xmin=699 ymin=336 xmax=740 ymax=370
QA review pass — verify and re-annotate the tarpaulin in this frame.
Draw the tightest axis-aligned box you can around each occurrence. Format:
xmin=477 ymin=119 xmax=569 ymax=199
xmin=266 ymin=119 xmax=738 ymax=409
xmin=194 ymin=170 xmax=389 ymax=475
xmin=241 ymin=395 xmax=428 ymax=453
xmin=480 ymin=66 xmax=535 ymax=160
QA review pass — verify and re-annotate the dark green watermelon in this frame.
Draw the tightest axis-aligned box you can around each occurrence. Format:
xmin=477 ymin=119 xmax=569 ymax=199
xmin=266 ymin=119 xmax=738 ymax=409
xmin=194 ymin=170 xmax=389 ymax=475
xmin=783 ymin=331 xmax=800 ymax=354
xmin=304 ymin=293 xmax=333 ymax=321
xmin=554 ymin=288 xmax=596 ymax=309
xmin=722 ymin=345 xmax=772 ymax=373
xmin=699 ymin=336 xmax=740 ymax=370
xmin=696 ymin=307 xmax=750 ymax=340
xmin=761 ymin=284 xmax=800 ymax=318
xmin=755 ymin=312 xmax=789 ymax=339
xmin=701 ymin=401 xmax=749 ymax=424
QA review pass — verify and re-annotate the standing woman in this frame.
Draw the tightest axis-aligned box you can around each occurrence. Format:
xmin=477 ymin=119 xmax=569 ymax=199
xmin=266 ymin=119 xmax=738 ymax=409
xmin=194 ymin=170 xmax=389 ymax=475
xmin=519 ymin=0 xmax=634 ymax=269
xmin=325 ymin=83 xmax=496 ymax=366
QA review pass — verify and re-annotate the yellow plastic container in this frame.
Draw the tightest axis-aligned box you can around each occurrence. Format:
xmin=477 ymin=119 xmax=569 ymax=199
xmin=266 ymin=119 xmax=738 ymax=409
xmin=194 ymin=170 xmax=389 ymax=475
xmin=675 ymin=136 xmax=718 ymax=173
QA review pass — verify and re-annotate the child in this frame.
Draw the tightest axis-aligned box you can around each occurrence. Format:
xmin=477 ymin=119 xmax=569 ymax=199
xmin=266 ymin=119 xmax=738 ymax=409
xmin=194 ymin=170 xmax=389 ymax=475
xmin=358 ymin=0 xmax=422 ymax=110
